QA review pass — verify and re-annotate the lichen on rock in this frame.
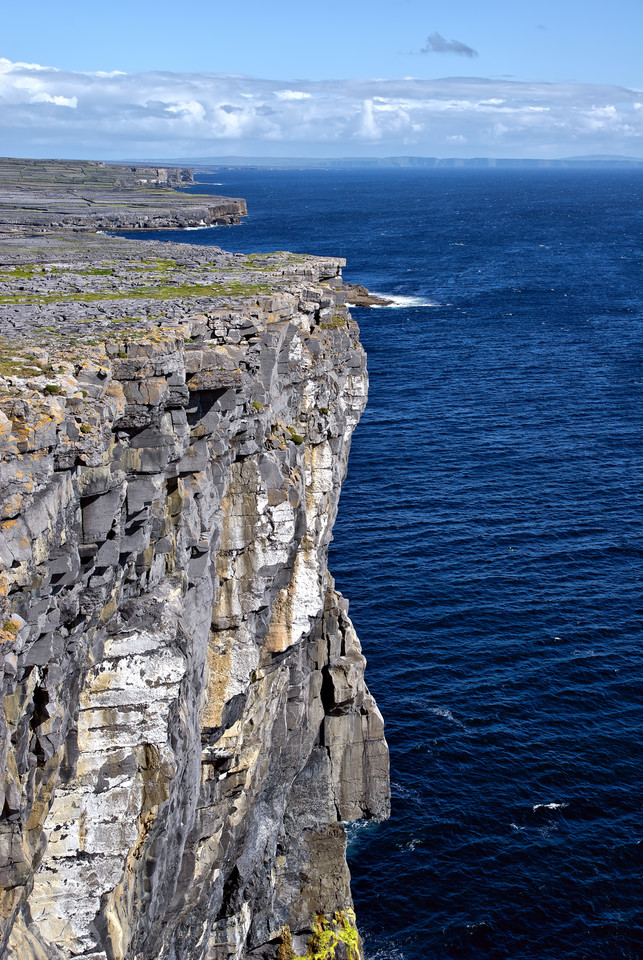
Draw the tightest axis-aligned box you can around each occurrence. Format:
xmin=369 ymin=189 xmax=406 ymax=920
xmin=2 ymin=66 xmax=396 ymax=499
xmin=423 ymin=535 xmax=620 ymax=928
xmin=0 ymin=226 xmax=389 ymax=960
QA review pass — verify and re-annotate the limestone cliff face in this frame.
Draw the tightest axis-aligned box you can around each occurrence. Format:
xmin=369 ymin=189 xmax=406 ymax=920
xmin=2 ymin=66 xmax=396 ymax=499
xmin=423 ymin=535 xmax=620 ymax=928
xmin=0 ymin=251 xmax=389 ymax=960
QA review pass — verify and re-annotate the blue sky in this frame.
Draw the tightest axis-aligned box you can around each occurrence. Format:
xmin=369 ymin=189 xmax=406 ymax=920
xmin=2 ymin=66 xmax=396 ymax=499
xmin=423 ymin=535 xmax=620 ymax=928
xmin=2 ymin=0 xmax=643 ymax=159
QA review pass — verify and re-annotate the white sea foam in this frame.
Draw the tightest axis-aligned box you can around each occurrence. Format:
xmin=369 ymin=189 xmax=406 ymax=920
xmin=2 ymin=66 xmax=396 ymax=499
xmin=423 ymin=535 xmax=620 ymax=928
xmin=391 ymin=780 xmax=414 ymax=799
xmin=430 ymin=706 xmax=456 ymax=721
xmin=365 ymin=943 xmax=408 ymax=960
xmin=368 ymin=293 xmax=439 ymax=309
xmin=401 ymin=838 xmax=421 ymax=852
xmin=343 ymin=818 xmax=380 ymax=849
xmin=183 ymin=223 xmax=212 ymax=231
xmin=429 ymin=706 xmax=468 ymax=731
xmin=532 ymin=802 xmax=568 ymax=812
xmin=538 ymin=824 xmax=558 ymax=837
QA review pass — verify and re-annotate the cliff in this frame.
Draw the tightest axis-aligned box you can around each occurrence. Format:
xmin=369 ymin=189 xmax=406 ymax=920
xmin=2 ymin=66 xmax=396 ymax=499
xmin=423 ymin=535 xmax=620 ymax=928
xmin=0 ymin=159 xmax=246 ymax=234
xmin=0 ymin=230 xmax=389 ymax=959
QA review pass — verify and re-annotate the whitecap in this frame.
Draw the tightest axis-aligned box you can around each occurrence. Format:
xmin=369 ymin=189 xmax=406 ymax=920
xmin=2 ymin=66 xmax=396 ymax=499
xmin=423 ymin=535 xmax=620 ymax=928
xmin=538 ymin=824 xmax=558 ymax=837
xmin=390 ymin=780 xmax=414 ymax=798
xmin=532 ymin=802 xmax=568 ymax=812
xmin=400 ymin=837 xmax=421 ymax=852
xmin=369 ymin=294 xmax=439 ymax=309
xmin=343 ymin=818 xmax=380 ymax=849
xmin=429 ymin=706 xmax=468 ymax=731
xmin=365 ymin=947 xmax=407 ymax=960
xmin=430 ymin=706 xmax=456 ymax=721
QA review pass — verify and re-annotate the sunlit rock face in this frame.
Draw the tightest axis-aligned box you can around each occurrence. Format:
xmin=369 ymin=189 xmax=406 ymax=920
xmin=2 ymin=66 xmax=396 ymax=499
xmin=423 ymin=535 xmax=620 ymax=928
xmin=0 ymin=251 xmax=389 ymax=960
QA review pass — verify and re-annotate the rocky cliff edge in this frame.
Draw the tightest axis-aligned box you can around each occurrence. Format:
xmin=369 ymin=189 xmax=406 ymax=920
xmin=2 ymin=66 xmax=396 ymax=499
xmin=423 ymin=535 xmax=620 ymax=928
xmin=0 ymin=235 xmax=390 ymax=960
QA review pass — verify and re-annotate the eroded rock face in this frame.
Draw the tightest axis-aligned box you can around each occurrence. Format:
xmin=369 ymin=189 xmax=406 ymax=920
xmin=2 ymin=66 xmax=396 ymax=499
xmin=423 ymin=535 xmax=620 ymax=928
xmin=0 ymin=252 xmax=389 ymax=960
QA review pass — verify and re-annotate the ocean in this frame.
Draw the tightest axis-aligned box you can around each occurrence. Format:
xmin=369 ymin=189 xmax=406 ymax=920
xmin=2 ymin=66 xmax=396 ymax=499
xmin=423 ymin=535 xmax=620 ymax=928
xmin=122 ymin=168 xmax=643 ymax=959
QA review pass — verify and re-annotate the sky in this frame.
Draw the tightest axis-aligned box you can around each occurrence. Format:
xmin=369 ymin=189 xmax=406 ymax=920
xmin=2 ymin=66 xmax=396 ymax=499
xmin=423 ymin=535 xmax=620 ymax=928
xmin=2 ymin=0 xmax=643 ymax=160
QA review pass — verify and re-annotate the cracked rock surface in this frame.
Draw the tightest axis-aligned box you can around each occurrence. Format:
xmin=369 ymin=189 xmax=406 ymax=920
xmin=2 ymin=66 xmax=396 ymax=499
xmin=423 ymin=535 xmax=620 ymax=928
xmin=0 ymin=230 xmax=389 ymax=960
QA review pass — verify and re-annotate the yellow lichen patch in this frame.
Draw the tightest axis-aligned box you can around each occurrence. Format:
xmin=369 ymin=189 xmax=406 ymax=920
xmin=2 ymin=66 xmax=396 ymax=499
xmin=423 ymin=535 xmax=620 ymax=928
xmin=0 ymin=617 xmax=22 ymax=644
xmin=279 ymin=909 xmax=362 ymax=960
xmin=1 ymin=517 xmax=30 ymax=554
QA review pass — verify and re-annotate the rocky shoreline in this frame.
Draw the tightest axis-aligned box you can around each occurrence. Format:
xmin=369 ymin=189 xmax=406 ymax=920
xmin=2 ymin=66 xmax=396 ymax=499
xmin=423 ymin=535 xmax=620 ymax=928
xmin=342 ymin=284 xmax=393 ymax=308
xmin=0 ymin=161 xmax=389 ymax=960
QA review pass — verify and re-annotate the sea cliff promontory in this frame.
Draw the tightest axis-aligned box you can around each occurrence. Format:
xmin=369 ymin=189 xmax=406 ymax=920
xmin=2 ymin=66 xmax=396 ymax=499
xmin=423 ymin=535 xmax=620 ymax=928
xmin=0 ymin=160 xmax=389 ymax=960
xmin=0 ymin=158 xmax=246 ymax=234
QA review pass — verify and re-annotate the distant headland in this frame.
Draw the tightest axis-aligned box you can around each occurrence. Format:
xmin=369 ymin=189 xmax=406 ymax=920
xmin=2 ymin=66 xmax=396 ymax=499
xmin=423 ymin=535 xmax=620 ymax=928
xmin=129 ymin=154 xmax=643 ymax=171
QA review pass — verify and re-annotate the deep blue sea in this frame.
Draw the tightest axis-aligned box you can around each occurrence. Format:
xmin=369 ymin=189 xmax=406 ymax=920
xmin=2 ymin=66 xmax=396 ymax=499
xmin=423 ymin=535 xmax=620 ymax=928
xmin=123 ymin=168 xmax=643 ymax=960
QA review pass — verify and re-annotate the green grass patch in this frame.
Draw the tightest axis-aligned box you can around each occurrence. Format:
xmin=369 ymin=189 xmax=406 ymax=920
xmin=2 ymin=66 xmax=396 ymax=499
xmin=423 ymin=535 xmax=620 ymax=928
xmin=287 ymin=425 xmax=304 ymax=445
xmin=0 ymin=280 xmax=271 ymax=305
xmin=0 ymin=339 xmax=47 ymax=378
xmin=0 ymin=266 xmax=40 ymax=280
xmin=76 ymin=267 xmax=114 ymax=276
xmin=321 ymin=315 xmax=347 ymax=329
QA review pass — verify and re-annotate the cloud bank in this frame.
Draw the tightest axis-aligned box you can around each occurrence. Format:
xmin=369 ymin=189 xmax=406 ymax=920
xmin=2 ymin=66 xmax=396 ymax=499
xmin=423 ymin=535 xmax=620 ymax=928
xmin=421 ymin=33 xmax=478 ymax=58
xmin=2 ymin=58 xmax=643 ymax=159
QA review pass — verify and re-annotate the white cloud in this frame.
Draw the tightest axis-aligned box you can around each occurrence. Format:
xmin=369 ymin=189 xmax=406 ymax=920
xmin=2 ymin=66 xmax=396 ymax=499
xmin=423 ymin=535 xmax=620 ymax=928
xmin=274 ymin=90 xmax=311 ymax=100
xmin=165 ymin=100 xmax=206 ymax=121
xmin=0 ymin=57 xmax=53 ymax=73
xmin=1 ymin=58 xmax=643 ymax=159
xmin=31 ymin=92 xmax=78 ymax=108
xmin=357 ymin=99 xmax=381 ymax=139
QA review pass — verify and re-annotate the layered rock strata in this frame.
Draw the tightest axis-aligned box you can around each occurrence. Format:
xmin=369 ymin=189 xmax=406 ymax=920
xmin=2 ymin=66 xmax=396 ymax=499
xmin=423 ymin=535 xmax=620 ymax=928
xmin=0 ymin=158 xmax=246 ymax=234
xmin=0 ymin=238 xmax=389 ymax=960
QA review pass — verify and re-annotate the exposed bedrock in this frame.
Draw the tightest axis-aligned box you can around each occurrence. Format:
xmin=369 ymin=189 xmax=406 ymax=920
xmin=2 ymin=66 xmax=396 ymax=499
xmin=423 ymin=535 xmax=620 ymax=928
xmin=0 ymin=256 xmax=389 ymax=960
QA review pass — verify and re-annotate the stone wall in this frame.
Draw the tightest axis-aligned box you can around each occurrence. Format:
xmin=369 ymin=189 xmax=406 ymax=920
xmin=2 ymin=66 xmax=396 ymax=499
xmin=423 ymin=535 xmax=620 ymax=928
xmin=0 ymin=251 xmax=389 ymax=960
